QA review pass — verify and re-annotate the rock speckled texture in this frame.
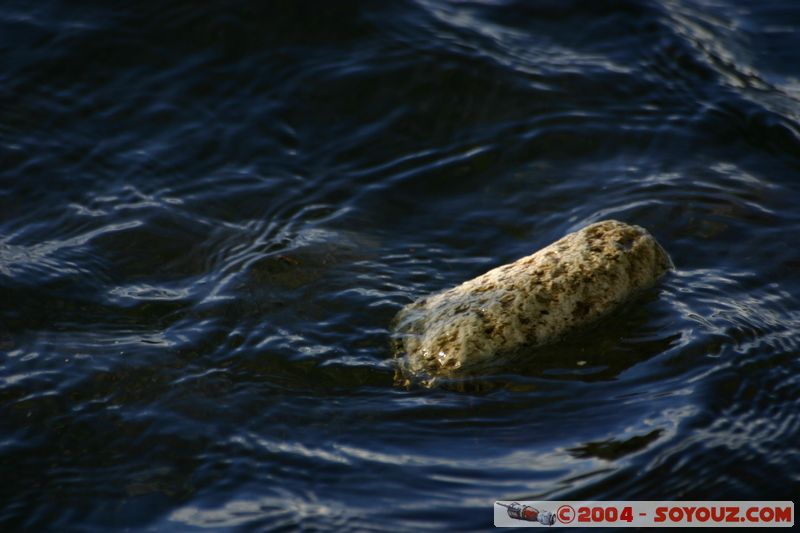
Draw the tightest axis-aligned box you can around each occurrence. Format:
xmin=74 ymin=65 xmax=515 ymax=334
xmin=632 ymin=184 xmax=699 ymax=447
xmin=392 ymin=220 xmax=671 ymax=386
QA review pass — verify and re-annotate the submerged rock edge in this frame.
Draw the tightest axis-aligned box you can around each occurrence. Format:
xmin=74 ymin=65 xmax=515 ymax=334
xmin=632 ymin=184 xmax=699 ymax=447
xmin=391 ymin=220 xmax=672 ymax=387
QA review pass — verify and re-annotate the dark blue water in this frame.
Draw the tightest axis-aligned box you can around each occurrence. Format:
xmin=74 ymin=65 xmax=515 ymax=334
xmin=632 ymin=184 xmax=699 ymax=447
xmin=1 ymin=0 xmax=799 ymax=530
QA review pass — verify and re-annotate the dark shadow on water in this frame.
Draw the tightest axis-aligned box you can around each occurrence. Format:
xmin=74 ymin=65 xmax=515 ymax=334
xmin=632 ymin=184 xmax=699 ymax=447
xmin=567 ymin=428 xmax=664 ymax=461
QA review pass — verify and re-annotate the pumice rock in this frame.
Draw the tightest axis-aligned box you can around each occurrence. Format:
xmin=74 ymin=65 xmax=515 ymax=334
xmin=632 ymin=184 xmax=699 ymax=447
xmin=391 ymin=220 xmax=672 ymax=386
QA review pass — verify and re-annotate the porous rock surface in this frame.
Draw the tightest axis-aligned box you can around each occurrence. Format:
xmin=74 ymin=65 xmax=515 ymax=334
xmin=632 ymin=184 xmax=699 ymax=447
xmin=392 ymin=220 xmax=671 ymax=386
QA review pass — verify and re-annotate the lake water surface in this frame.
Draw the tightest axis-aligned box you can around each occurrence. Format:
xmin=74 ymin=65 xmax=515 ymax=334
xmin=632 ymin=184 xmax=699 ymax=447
xmin=1 ymin=0 xmax=799 ymax=530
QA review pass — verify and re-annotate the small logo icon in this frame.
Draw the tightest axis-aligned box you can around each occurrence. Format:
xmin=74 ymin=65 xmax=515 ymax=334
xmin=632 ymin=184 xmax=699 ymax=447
xmin=557 ymin=504 xmax=575 ymax=524
xmin=496 ymin=502 xmax=556 ymax=526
